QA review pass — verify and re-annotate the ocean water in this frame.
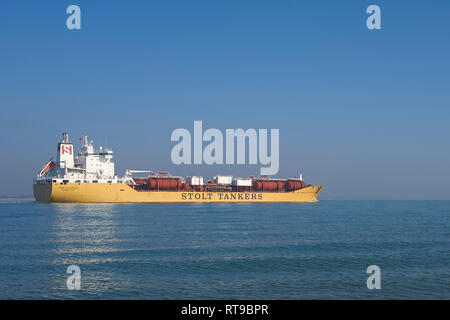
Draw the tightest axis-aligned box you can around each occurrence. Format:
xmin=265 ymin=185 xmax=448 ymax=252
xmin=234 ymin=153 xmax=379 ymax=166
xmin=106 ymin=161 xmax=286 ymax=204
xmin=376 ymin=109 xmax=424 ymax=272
xmin=0 ymin=200 xmax=448 ymax=299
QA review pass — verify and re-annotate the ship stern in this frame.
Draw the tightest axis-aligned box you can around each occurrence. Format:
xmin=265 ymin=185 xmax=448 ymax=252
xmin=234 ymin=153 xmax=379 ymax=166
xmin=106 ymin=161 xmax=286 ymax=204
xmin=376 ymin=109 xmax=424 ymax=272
xmin=33 ymin=182 xmax=53 ymax=203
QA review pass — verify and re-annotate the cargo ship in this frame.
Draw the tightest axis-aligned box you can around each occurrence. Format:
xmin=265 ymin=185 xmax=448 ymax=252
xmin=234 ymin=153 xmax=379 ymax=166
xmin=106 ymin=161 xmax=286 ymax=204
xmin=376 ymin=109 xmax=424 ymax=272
xmin=33 ymin=133 xmax=323 ymax=203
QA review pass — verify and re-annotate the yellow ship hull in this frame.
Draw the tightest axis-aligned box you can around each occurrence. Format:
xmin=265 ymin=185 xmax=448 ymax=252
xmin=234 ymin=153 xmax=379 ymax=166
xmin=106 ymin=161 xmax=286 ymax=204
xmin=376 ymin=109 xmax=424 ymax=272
xmin=34 ymin=182 xmax=323 ymax=203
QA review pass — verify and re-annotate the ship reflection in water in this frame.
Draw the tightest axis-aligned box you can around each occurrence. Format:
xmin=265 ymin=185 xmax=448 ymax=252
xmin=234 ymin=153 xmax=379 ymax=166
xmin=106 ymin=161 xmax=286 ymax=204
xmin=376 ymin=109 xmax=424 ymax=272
xmin=50 ymin=204 xmax=131 ymax=297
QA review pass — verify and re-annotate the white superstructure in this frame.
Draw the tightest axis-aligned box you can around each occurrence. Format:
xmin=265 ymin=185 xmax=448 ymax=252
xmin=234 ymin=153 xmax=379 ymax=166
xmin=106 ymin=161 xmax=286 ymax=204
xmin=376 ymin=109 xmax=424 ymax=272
xmin=75 ymin=136 xmax=115 ymax=179
xmin=35 ymin=133 xmax=120 ymax=184
xmin=187 ymin=176 xmax=204 ymax=186
xmin=213 ymin=175 xmax=233 ymax=185
xmin=232 ymin=178 xmax=253 ymax=187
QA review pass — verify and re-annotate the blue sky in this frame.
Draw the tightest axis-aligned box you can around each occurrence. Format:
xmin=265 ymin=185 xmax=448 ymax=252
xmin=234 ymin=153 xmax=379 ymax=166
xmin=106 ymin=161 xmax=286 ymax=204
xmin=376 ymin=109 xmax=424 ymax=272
xmin=1 ymin=1 xmax=449 ymax=199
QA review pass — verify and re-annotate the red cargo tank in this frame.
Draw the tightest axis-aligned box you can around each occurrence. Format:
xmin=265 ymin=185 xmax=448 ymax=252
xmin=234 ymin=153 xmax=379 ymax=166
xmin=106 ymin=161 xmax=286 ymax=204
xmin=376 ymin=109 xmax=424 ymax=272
xmin=253 ymin=180 xmax=281 ymax=191
xmin=148 ymin=178 xmax=182 ymax=190
xmin=182 ymin=183 xmax=191 ymax=191
xmin=133 ymin=178 xmax=147 ymax=185
xmin=285 ymin=180 xmax=306 ymax=191
xmin=276 ymin=181 xmax=284 ymax=191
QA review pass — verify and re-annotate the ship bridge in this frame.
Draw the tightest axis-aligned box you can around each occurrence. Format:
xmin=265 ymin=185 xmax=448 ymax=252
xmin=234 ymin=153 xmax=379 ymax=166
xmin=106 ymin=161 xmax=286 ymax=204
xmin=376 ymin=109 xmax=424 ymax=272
xmin=35 ymin=133 xmax=119 ymax=184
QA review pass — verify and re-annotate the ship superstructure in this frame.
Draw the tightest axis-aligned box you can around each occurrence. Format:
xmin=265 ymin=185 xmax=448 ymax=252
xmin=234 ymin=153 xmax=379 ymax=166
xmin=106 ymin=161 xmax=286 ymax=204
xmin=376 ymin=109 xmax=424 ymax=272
xmin=34 ymin=133 xmax=323 ymax=203
xmin=36 ymin=133 xmax=119 ymax=184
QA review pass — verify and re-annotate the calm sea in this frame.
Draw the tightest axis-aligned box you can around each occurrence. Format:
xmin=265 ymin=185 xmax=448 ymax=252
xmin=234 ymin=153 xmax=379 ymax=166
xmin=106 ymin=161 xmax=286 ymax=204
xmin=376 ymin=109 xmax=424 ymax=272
xmin=0 ymin=200 xmax=448 ymax=299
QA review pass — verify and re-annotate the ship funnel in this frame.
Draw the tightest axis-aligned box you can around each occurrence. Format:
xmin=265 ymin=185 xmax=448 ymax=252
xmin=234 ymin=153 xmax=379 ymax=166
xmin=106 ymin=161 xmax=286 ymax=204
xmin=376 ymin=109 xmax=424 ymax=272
xmin=57 ymin=132 xmax=74 ymax=169
xmin=62 ymin=132 xmax=69 ymax=143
